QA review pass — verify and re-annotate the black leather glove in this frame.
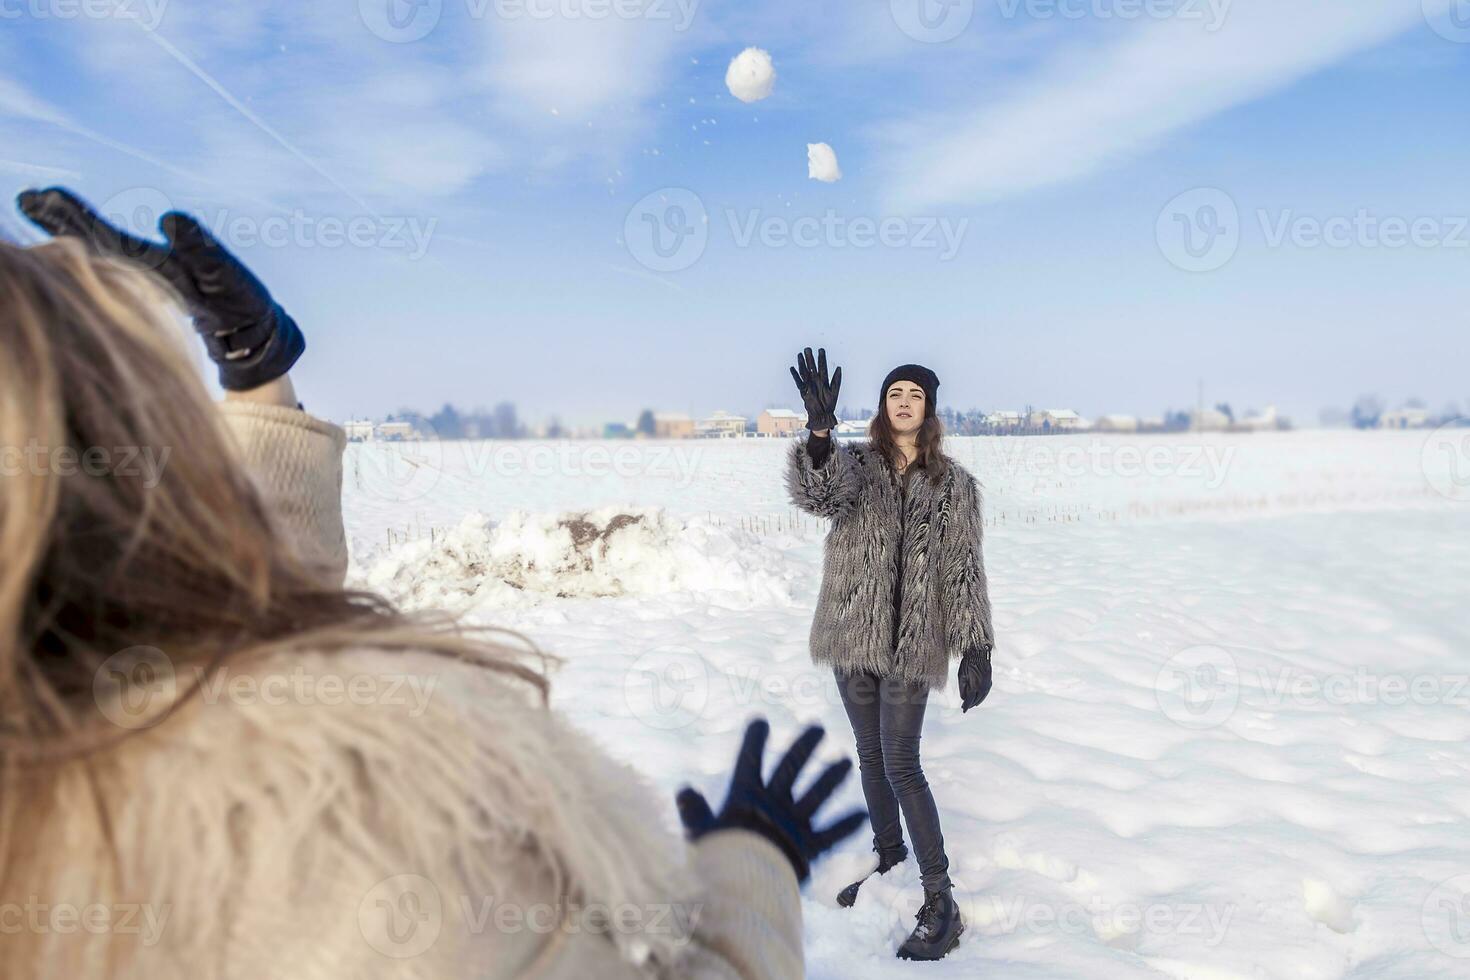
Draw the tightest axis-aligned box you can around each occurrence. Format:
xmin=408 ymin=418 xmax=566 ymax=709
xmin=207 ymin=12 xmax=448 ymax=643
xmin=18 ymin=187 xmax=304 ymax=391
xmin=959 ymin=646 xmax=992 ymax=712
xmin=676 ymin=719 xmax=866 ymax=883
xmin=789 ymin=347 xmax=841 ymax=433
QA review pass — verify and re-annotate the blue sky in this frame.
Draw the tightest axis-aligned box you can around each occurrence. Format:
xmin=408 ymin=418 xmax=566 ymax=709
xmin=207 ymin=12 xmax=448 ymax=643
xmin=3 ymin=0 xmax=1468 ymax=426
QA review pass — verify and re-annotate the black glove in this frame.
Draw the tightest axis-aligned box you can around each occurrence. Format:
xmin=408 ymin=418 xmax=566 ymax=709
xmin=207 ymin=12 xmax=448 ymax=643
xmin=676 ymin=719 xmax=866 ymax=883
xmin=789 ymin=347 xmax=841 ymax=433
xmin=959 ymin=647 xmax=992 ymax=712
xmin=18 ymin=187 xmax=304 ymax=391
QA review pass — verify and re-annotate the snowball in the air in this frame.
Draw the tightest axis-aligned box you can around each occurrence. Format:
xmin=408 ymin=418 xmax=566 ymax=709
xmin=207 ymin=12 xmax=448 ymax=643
xmin=807 ymin=143 xmax=842 ymax=182
xmin=725 ymin=47 xmax=775 ymax=103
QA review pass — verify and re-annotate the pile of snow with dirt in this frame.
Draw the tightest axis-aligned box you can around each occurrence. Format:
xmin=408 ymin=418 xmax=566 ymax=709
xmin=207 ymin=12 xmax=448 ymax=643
xmin=359 ymin=506 xmax=795 ymax=611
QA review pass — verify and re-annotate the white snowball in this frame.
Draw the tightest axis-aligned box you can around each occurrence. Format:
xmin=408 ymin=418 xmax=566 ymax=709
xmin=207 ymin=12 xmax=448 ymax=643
xmin=725 ymin=47 xmax=776 ymax=104
xmin=807 ymin=142 xmax=842 ymax=183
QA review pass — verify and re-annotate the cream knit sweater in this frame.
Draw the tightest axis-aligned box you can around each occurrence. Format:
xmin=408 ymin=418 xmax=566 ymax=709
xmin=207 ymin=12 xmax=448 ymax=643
xmin=11 ymin=403 xmax=803 ymax=980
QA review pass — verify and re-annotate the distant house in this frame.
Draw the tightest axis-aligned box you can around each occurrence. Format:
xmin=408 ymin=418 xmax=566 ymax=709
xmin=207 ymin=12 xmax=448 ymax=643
xmin=984 ymin=411 xmax=1024 ymax=430
xmin=1232 ymin=406 xmax=1280 ymax=432
xmin=376 ymin=420 xmax=418 ymax=441
xmin=1379 ymin=407 xmax=1430 ymax=430
xmin=344 ymin=419 xmax=376 ymax=442
xmin=1028 ymin=409 xmax=1086 ymax=431
xmin=1094 ymin=414 xmax=1138 ymax=433
xmin=653 ymin=413 xmax=695 ymax=439
xmin=698 ymin=410 xmax=747 ymax=439
xmin=1188 ymin=408 xmax=1231 ymax=432
xmin=834 ymin=419 xmax=868 ymax=438
xmin=757 ymin=408 xmax=805 ymax=437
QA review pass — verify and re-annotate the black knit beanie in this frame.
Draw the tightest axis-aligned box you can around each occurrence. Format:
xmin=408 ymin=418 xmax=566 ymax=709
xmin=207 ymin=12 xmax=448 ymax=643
xmin=879 ymin=364 xmax=940 ymax=417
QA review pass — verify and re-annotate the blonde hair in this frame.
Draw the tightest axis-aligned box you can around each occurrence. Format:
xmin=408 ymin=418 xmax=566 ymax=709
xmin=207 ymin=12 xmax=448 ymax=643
xmin=0 ymin=239 xmax=548 ymax=902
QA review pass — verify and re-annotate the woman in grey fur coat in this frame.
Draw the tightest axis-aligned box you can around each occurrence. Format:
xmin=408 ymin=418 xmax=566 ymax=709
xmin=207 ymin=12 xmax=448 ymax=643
xmin=785 ymin=348 xmax=995 ymax=962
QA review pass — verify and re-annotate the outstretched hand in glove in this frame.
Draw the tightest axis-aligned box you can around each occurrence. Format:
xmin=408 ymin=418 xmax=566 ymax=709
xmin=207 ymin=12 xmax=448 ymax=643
xmin=18 ymin=187 xmax=304 ymax=393
xmin=676 ymin=718 xmax=867 ymax=884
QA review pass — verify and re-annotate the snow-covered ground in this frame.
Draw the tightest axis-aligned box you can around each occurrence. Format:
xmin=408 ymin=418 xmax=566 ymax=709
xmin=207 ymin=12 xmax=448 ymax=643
xmin=343 ymin=430 xmax=1470 ymax=979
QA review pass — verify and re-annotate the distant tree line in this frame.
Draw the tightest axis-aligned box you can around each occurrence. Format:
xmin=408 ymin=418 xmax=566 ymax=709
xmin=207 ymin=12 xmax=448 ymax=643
xmin=934 ymin=406 xmax=1201 ymax=435
xmin=936 ymin=408 xmax=995 ymax=435
xmin=387 ymin=402 xmax=526 ymax=439
xmin=1324 ymin=395 xmax=1466 ymax=430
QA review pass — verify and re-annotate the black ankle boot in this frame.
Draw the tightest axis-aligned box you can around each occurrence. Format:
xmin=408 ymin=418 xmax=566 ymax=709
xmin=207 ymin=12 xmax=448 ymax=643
xmin=896 ymin=885 xmax=964 ymax=960
xmin=836 ymin=838 xmax=909 ymax=908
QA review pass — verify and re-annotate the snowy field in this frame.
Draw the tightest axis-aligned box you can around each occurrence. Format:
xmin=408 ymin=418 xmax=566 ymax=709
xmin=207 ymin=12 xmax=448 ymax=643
xmin=342 ymin=430 xmax=1470 ymax=979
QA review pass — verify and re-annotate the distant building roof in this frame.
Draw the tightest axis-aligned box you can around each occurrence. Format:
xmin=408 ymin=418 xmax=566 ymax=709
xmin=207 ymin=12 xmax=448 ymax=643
xmin=762 ymin=408 xmax=802 ymax=418
xmin=1190 ymin=408 xmax=1231 ymax=430
xmin=1380 ymin=407 xmax=1430 ymax=427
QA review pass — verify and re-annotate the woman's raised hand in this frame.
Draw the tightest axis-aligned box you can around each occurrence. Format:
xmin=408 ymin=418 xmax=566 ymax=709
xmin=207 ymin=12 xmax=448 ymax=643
xmin=789 ymin=346 xmax=841 ymax=433
xmin=18 ymin=187 xmax=304 ymax=392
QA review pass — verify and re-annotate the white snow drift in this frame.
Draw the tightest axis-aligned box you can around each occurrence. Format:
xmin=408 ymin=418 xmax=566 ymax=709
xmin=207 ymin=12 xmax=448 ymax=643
xmin=807 ymin=142 xmax=842 ymax=182
xmin=725 ymin=46 xmax=776 ymax=103
xmin=362 ymin=506 xmax=793 ymax=611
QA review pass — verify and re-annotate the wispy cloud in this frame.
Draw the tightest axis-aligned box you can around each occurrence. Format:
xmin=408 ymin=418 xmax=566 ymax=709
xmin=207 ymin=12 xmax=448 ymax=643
xmin=0 ymin=72 xmax=71 ymax=127
xmin=876 ymin=0 xmax=1435 ymax=210
xmin=0 ymin=67 xmax=231 ymax=191
xmin=474 ymin=2 xmax=695 ymax=166
xmin=9 ymin=4 xmax=692 ymax=211
xmin=0 ymin=158 xmax=82 ymax=180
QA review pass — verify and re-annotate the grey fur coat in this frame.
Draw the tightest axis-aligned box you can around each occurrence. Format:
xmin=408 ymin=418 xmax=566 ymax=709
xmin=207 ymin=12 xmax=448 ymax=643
xmin=785 ymin=437 xmax=994 ymax=690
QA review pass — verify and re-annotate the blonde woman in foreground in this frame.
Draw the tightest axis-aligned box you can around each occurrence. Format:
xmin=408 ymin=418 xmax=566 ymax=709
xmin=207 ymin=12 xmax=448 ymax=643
xmin=0 ymin=189 xmax=865 ymax=980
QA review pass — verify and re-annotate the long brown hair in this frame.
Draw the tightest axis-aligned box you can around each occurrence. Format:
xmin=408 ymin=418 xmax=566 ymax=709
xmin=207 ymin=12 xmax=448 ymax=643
xmin=868 ymin=406 xmax=948 ymax=481
xmin=0 ymin=239 xmax=548 ymax=758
